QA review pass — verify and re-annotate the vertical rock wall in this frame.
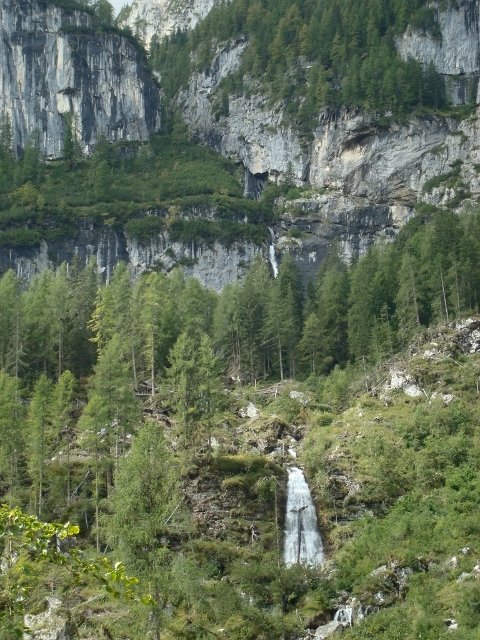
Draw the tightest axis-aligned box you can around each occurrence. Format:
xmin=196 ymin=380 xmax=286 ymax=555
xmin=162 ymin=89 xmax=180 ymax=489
xmin=0 ymin=0 xmax=161 ymax=157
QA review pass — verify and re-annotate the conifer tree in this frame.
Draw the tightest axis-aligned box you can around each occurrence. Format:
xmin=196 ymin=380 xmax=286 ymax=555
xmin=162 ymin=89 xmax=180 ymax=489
xmin=26 ymin=374 xmax=54 ymax=517
xmin=0 ymin=372 xmax=24 ymax=499
xmin=239 ymin=257 xmax=272 ymax=382
xmin=90 ymin=262 xmax=133 ymax=352
xmin=314 ymin=250 xmax=349 ymax=371
xmin=51 ymin=370 xmax=77 ymax=506
xmin=49 ymin=264 xmax=70 ymax=378
xmin=167 ymin=331 xmax=223 ymax=454
xmin=348 ymin=248 xmax=378 ymax=361
xmin=104 ymin=420 xmax=188 ymax=637
xmin=22 ymin=269 xmax=55 ymax=377
xmin=299 ymin=312 xmax=323 ymax=375
xmin=66 ymin=257 xmax=99 ymax=377
xmin=0 ymin=270 xmax=22 ymax=376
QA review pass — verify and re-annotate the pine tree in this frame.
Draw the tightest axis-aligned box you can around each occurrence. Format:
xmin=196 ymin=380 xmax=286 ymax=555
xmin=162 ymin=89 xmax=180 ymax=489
xmin=22 ymin=269 xmax=55 ymax=377
xmin=90 ymin=262 xmax=132 ymax=352
xmin=299 ymin=312 xmax=323 ymax=374
xmin=26 ymin=375 xmax=54 ymax=517
xmin=315 ymin=251 xmax=349 ymax=371
xmin=348 ymin=249 xmax=378 ymax=361
xmin=167 ymin=331 xmax=223 ymax=454
xmin=104 ymin=420 xmax=187 ymax=637
xmin=0 ymin=372 xmax=24 ymax=499
xmin=51 ymin=371 xmax=77 ymax=506
xmin=78 ymin=335 xmax=140 ymax=549
xmin=239 ymin=257 xmax=272 ymax=383
xmin=65 ymin=257 xmax=99 ymax=377
xmin=49 ymin=264 xmax=70 ymax=378
xmin=395 ymin=251 xmax=421 ymax=342
xmin=213 ymin=283 xmax=243 ymax=379
xmin=0 ymin=270 xmax=22 ymax=376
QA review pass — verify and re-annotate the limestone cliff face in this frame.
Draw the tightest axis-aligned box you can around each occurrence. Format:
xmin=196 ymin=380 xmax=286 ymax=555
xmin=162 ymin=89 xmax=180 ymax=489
xmin=178 ymin=37 xmax=480 ymax=272
xmin=122 ymin=0 xmax=221 ymax=47
xmin=397 ymin=0 xmax=480 ymax=104
xmin=0 ymin=225 xmax=262 ymax=292
xmin=176 ymin=5 xmax=480 ymax=272
xmin=180 ymin=37 xmax=480 ymax=201
xmin=0 ymin=0 xmax=161 ymax=157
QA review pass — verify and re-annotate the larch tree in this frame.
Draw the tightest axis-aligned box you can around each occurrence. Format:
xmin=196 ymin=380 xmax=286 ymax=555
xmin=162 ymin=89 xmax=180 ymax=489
xmin=26 ymin=374 xmax=54 ymax=517
xmin=51 ymin=370 xmax=77 ymax=506
xmin=104 ymin=420 xmax=188 ymax=639
xmin=0 ymin=372 xmax=24 ymax=500
xmin=0 ymin=270 xmax=22 ymax=376
xmin=167 ymin=331 xmax=223 ymax=455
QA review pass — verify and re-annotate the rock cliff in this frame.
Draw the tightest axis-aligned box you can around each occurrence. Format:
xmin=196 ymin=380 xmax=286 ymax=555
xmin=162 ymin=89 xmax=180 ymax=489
xmin=3 ymin=0 xmax=480 ymax=289
xmin=178 ymin=33 xmax=480 ymax=270
xmin=122 ymin=0 xmax=221 ymax=47
xmin=397 ymin=0 xmax=480 ymax=105
xmin=0 ymin=0 xmax=160 ymax=157
xmin=180 ymin=38 xmax=480 ymax=203
xmin=0 ymin=225 xmax=261 ymax=292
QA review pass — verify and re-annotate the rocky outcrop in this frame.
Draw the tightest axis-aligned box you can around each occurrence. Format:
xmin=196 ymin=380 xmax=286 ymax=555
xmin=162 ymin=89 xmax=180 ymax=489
xmin=397 ymin=0 xmax=480 ymax=104
xmin=122 ymin=0 xmax=222 ymax=47
xmin=169 ymin=0 xmax=480 ymax=273
xmin=180 ymin=40 xmax=480 ymax=203
xmin=24 ymin=597 xmax=73 ymax=640
xmin=178 ymin=38 xmax=480 ymax=275
xmin=0 ymin=0 xmax=160 ymax=157
xmin=0 ymin=226 xmax=262 ymax=292
xmin=179 ymin=40 xmax=307 ymax=184
xmin=274 ymin=194 xmax=412 ymax=277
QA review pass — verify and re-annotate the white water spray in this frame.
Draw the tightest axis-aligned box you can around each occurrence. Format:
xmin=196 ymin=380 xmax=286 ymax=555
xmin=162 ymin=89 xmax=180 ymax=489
xmin=268 ymin=227 xmax=279 ymax=278
xmin=284 ymin=467 xmax=324 ymax=567
xmin=334 ymin=606 xmax=353 ymax=626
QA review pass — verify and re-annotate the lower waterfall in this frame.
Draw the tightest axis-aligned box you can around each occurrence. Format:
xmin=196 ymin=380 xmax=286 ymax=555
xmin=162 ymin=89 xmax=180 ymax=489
xmin=284 ymin=467 xmax=324 ymax=567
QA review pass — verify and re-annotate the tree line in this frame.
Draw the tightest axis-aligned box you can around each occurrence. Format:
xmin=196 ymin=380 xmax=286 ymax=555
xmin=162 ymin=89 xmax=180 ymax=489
xmin=0 ymin=203 xmax=479 ymax=511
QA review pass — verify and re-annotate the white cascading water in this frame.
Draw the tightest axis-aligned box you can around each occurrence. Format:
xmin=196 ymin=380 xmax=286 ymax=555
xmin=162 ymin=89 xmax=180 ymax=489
xmin=334 ymin=607 xmax=353 ymax=626
xmin=284 ymin=467 xmax=324 ymax=567
xmin=268 ymin=227 xmax=279 ymax=278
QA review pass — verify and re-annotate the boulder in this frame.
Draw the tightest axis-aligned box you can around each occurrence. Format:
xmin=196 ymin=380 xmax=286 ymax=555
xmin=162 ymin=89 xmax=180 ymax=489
xmin=24 ymin=597 xmax=72 ymax=640
xmin=314 ymin=621 xmax=345 ymax=638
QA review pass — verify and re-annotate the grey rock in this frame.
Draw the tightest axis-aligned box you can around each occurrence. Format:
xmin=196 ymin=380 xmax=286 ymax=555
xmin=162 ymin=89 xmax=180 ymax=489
xmin=123 ymin=0 xmax=222 ymax=47
xmin=456 ymin=572 xmax=474 ymax=582
xmin=289 ymin=391 xmax=309 ymax=405
xmin=0 ymin=0 xmax=160 ymax=158
xmin=397 ymin=0 xmax=480 ymax=104
xmin=24 ymin=597 xmax=72 ymax=640
xmin=313 ymin=621 xmax=345 ymax=639
xmin=0 ymin=225 xmax=263 ymax=292
xmin=239 ymin=402 xmax=259 ymax=419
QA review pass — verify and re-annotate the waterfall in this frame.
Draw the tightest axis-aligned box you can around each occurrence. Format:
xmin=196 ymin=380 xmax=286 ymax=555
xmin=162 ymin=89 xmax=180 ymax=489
xmin=334 ymin=606 xmax=353 ymax=626
xmin=284 ymin=467 xmax=324 ymax=567
xmin=268 ymin=227 xmax=279 ymax=278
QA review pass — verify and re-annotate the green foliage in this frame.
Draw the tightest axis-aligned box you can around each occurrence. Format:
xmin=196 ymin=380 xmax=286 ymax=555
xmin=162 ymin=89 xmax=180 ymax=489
xmin=0 ymin=133 xmax=264 ymax=249
xmin=3 ymin=193 xmax=480 ymax=638
xmin=0 ymin=505 xmax=151 ymax=637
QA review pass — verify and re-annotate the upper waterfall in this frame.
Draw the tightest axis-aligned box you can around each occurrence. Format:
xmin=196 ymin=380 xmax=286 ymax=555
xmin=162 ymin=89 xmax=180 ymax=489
xmin=284 ymin=467 xmax=324 ymax=567
xmin=268 ymin=227 xmax=279 ymax=278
